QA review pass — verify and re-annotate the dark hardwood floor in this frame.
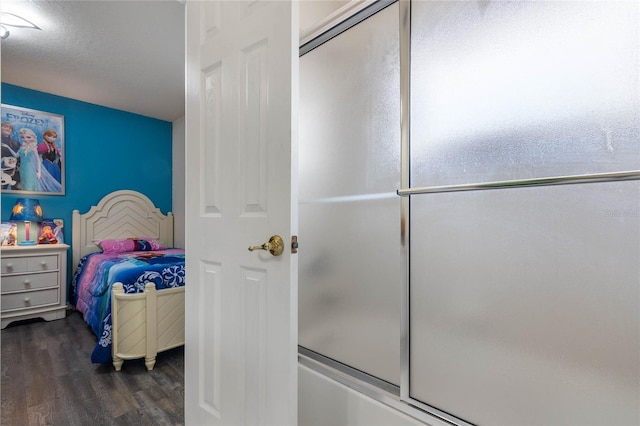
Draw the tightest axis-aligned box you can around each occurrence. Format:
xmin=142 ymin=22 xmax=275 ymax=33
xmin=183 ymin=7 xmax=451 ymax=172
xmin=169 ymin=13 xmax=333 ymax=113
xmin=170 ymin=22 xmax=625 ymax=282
xmin=1 ymin=310 xmax=184 ymax=425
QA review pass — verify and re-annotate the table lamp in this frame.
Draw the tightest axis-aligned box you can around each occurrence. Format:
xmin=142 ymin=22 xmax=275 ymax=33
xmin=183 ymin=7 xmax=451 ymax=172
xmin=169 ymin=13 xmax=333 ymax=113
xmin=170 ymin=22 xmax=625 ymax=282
xmin=9 ymin=198 xmax=43 ymax=246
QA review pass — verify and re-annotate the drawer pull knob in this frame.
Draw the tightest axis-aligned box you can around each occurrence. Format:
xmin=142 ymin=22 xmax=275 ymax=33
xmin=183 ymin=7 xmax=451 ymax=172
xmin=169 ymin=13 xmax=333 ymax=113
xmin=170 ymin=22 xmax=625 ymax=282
xmin=23 ymin=279 xmax=31 ymax=286
xmin=23 ymin=297 xmax=30 ymax=304
xmin=6 ymin=263 xmax=13 ymax=269
xmin=41 ymin=261 xmax=47 ymax=266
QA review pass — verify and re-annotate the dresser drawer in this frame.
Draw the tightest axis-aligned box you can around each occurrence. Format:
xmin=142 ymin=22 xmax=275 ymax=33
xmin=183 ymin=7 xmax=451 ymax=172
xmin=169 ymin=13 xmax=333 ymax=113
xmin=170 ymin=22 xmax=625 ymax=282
xmin=2 ymin=255 xmax=58 ymax=274
xmin=1 ymin=257 xmax=27 ymax=274
xmin=2 ymin=272 xmax=59 ymax=293
xmin=1 ymin=288 xmax=59 ymax=311
xmin=28 ymin=255 xmax=59 ymax=271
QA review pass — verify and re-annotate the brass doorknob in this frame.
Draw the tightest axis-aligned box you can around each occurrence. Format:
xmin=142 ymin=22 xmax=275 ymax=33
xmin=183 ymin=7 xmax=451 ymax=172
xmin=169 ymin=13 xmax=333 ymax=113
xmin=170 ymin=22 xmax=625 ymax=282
xmin=248 ymin=235 xmax=284 ymax=256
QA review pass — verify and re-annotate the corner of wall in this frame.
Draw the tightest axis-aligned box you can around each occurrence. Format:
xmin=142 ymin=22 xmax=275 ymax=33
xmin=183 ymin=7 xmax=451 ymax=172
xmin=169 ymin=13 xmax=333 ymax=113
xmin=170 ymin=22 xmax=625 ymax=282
xmin=172 ymin=116 xmax=186 ymax=248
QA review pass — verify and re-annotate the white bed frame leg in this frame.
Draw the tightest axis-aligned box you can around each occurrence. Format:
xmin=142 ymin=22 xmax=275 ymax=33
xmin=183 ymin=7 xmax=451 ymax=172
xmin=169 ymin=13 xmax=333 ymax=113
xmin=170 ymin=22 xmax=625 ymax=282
xmin=111 ymin=282 xmax=159 ymax=371
xmin=113 ymin=356 xmax=124 ymax=371
xmin=145 ymin=356 xmax=157 ymax=371
xmin=145 ymin=282 xmax=158 ymax=370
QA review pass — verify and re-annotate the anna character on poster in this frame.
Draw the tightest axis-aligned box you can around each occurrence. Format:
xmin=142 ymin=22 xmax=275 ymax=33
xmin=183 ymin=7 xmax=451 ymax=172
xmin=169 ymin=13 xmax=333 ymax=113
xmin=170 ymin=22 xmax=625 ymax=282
xmin=37 ymin=129 xmax=62 ymax=184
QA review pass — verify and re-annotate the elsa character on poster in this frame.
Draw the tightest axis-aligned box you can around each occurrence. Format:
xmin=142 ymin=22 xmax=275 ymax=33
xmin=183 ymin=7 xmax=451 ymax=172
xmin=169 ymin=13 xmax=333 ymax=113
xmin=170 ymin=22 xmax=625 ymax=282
xmin=18 ymin=128 xmax=61 ymax=192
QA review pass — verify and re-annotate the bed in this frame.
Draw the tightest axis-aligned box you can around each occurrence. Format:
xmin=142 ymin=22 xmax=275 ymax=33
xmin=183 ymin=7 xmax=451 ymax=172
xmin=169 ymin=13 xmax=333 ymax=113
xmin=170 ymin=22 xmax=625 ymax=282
xmin=71 ymin=190 xmax=185 ymax=371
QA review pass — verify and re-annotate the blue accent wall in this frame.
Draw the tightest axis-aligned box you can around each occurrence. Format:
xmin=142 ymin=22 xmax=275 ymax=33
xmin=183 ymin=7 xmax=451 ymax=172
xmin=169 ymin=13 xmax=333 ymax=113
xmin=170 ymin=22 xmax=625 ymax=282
xmin=2 ymin=83 xmax=172 ymax=220
xmin=1 ymin=83 xmax=173 ymax=290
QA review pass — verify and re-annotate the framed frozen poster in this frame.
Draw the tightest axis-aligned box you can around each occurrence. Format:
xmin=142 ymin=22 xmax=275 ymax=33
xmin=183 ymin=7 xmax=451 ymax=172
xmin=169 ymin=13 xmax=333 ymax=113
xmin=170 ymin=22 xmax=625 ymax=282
xmin=1 ymin=104 xmax=64 ymax=195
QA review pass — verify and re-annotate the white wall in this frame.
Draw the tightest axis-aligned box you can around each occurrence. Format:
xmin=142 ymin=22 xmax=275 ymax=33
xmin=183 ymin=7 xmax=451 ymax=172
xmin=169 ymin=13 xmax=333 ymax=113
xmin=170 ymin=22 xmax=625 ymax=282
xmin=300 ymin=1 xmax=348 ymax=33
xmin=172 ymin=116 xmax=185 ymax=248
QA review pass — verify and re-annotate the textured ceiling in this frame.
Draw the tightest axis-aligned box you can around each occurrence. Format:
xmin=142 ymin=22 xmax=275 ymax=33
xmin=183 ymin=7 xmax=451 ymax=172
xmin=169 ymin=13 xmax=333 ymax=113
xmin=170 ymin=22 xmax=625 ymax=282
xmin=1 ymin=0 xmax=185 ymax=122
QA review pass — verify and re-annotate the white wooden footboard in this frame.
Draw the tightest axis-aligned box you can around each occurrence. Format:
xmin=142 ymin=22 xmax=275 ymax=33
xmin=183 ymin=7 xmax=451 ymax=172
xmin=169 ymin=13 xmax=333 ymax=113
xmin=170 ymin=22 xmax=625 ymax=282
xmin=111 ymin=282 xmax=185 ymax=371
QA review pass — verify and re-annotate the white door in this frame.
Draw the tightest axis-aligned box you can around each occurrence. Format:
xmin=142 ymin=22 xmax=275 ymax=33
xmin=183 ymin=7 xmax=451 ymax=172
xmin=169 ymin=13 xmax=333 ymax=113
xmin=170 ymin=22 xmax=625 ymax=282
xmin=184 ymin=1 xmax=298 ymax=425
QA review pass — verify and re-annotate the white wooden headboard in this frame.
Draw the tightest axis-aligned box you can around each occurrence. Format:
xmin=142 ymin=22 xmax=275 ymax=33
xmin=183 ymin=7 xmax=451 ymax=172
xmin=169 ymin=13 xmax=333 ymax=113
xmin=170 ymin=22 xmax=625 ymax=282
xmin=72 ymin=190 xmax=174 ymax=269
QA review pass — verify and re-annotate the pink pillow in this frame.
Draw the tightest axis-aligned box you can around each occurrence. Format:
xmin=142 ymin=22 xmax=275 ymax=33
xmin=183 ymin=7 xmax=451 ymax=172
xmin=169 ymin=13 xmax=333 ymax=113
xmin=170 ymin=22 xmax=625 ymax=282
xmin=97 ymin=239 xmax=135 ymax=253
xmin=97 ymin=238 xmax=165 ymax=253
xmin=139 ymin=237 xmax=165 ymax=250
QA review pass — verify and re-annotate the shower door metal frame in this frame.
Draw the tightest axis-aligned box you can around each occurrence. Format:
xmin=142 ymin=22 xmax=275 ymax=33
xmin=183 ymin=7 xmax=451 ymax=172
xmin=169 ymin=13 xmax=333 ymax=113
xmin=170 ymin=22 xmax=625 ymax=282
xmin=398 ymin=3 xmax=476 ymax=425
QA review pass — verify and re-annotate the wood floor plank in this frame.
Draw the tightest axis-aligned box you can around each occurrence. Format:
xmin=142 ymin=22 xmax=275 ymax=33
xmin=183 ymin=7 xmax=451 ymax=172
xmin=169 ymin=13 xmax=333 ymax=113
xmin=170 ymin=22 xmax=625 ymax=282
xmin=1 ymin=310 xmax=185 ymax=425
xmin=26 ymin=399 xmax=56 ymax=426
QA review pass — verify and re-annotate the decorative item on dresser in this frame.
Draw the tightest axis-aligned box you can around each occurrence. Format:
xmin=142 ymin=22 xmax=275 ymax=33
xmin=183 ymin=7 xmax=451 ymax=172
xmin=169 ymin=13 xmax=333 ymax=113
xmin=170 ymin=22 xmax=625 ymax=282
xmin=9 ymin=197 xmax=43 ymax=245
xmin=0 ymin=243 xmax=70 ymax=329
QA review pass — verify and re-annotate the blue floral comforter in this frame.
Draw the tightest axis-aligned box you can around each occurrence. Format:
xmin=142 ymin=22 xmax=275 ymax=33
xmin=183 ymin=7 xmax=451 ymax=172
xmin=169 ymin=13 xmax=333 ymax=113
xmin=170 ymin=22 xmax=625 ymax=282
xmin=71 ymin=249 xmax=185 ymax=363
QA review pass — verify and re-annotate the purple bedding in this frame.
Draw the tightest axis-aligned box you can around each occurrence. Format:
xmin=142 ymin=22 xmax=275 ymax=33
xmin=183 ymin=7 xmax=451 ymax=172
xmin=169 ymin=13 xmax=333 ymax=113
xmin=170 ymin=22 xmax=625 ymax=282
xmin=72 ymin=249 xmax=185 ymax=363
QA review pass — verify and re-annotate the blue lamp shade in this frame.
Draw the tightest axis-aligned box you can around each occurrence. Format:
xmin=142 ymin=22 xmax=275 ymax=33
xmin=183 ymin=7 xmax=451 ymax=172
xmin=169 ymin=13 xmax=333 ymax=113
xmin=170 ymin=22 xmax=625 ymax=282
xmin=9 ymin=198 xmax=44 ymax=245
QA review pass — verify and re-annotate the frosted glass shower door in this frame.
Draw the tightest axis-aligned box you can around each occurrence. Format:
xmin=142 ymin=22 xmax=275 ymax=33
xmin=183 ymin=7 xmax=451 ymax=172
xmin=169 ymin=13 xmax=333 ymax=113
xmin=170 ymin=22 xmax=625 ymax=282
xmin=409 ymin=1 xmax=640 ymax=425
xmin=299 ymin=3 xmax=401 ymax=386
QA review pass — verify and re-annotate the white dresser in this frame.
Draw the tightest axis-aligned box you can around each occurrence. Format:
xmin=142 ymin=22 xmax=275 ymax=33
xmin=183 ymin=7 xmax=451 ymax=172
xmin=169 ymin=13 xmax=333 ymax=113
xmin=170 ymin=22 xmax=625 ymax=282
xmin=1 ymin=244 xmax=69 ymax=329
